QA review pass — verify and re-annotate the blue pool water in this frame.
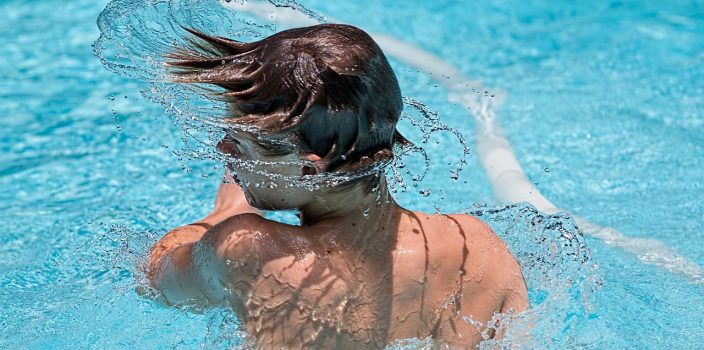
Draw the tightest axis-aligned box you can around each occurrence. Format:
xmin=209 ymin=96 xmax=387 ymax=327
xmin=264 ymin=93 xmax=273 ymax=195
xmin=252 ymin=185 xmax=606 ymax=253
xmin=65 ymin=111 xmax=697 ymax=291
xmin=1 ymin=0 xmax=703 ymax=349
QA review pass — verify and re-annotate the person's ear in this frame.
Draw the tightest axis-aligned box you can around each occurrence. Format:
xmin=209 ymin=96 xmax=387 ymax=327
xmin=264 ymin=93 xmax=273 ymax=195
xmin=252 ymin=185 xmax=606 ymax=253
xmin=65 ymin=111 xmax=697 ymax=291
xmin=301 ymin=144 xmax=337 ymax=176
xmin=301 ymin=153 xmax=327 ymax=175
xmin=216 ymin=135 xmax=236 ymax=155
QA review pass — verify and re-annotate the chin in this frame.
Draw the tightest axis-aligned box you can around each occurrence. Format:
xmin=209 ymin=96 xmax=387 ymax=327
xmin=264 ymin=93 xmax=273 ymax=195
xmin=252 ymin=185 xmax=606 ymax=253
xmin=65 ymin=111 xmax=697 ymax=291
xmin=250 ymin=201 xmax=277 ymax=211
xmin=243 ymin=187 xmax=298 ymax=211
xmin=245 ymin=194 xmax=281 ymax=211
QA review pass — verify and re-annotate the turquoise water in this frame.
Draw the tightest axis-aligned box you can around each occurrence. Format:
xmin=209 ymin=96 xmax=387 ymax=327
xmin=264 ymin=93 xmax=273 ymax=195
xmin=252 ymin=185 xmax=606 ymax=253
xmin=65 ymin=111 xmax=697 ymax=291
xmin=1 ymin=0 xmax=703 ymax=349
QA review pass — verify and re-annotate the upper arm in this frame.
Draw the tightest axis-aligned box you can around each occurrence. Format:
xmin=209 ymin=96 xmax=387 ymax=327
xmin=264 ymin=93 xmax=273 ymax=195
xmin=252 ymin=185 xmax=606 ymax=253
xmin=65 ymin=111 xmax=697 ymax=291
xmin=452 ymin=214 xmax=528 ymax=313
xmin=433 ymin=215 xmax=528 ymax=346
xmin=150 ymin=214 xmax=264 ymax=307
xmin=151 ymin=242 xmax=220 ymax=306
xmin=497 ymin=252 xmax=529 ymax=314
xmin=483 ymin=224 xmax=528 ymax=314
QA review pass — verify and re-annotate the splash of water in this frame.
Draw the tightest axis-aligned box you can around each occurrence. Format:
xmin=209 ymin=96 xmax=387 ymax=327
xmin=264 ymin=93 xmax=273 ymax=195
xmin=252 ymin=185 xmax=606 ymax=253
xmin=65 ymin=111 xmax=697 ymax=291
xmin=387 ymin=97 xmax=471 ymax=196
xmin=94 ymin=0 xmax=471 ymax=198
xmin=467 ymin=203 xmax=601 ymax=348
xmin=94 ymin=0 xmax=601 ymax=348
xmin=89 ymin=222 xmax=251 ymax=349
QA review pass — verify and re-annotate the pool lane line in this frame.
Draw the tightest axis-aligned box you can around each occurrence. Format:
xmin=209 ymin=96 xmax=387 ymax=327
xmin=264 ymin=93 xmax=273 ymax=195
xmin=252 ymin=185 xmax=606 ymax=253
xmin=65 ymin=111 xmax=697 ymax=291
xmin=225 ymin=0 xmax=704 ymax=284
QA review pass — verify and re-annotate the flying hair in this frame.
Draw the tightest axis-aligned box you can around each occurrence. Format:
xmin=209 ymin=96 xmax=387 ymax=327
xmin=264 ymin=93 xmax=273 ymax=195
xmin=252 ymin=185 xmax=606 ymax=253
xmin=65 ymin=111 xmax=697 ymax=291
xmin=166 ymin=24 xmax=408 ymax=179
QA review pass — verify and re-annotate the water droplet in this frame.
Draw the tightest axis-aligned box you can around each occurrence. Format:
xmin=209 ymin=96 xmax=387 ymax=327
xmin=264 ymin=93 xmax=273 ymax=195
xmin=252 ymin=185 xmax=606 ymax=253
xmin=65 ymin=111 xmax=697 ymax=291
xmin=544 ymin=167 xmax=550 ymax=173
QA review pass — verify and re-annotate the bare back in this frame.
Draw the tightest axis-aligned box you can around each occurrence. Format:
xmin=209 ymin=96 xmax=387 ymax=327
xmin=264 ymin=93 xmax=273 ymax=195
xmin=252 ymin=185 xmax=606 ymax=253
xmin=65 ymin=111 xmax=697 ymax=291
xmin=198 ymin=210 xmax=528 ymax=349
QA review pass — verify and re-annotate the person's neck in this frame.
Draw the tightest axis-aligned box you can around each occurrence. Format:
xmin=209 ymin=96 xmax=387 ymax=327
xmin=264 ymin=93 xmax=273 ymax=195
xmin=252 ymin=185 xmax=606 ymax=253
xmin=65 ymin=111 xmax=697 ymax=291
xmin=298 ymin=176 xmax=400 ymax=231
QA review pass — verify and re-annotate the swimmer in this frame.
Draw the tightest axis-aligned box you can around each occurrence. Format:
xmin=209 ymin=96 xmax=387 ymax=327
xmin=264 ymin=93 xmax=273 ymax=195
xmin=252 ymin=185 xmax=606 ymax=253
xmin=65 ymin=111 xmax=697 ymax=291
xmin=148 ymin=24 xmax=528 ymax=349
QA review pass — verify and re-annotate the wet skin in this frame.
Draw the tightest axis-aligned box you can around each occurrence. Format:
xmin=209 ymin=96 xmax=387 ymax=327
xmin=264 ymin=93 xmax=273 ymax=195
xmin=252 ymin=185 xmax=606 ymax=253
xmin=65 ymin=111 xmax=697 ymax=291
xmin=148 ymin=136 xmax=528 ymax=349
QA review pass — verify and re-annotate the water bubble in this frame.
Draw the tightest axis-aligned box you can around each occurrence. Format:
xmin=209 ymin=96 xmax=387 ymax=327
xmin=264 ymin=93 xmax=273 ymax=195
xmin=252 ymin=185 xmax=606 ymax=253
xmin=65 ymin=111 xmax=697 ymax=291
xmin=419 ymin=188 xmax=431 ymax=197
xmin=544 ymin=167 xmax=550 ymax=173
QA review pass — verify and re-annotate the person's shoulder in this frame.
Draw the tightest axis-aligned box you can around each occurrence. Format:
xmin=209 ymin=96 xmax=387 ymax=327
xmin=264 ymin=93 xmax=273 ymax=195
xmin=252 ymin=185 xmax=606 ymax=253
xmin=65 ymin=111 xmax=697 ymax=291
xmin=444 ymin=213 xmax=528 ymax=309
xmin=435 ymin=213 xmax=501 ymax=253
xmin=401 ymin=211 xmax=496 ymax=249
xmin=405 ymin=211 xmax=508 ymax=272
xmin=203 ymin=212 xmax=267 ymax=238
xmin=444 ymin=213 xmax=515 ymax=268
xmin=444 ymin=213 xmax=493 ymax=235
xmin=198 ymin=213 xmax=280 ymax=261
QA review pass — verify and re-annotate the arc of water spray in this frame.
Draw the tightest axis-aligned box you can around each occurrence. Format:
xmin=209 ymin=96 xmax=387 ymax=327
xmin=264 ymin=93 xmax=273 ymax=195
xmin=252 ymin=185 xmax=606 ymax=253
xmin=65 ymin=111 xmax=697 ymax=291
xmin=223 ymin=0 xmax=704 ymax=284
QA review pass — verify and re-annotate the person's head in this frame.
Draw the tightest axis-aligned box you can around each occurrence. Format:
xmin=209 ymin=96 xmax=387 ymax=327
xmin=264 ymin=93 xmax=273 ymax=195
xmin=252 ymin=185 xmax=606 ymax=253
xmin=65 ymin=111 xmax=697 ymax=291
xmin=168 ymin=24 xmax=405 ymax=210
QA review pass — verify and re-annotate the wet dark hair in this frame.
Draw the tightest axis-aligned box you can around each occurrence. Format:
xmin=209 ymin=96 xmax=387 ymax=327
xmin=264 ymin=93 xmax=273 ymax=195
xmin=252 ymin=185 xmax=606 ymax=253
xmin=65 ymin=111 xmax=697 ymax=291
xmin=166 ymin=24 xmax=406 ymax=175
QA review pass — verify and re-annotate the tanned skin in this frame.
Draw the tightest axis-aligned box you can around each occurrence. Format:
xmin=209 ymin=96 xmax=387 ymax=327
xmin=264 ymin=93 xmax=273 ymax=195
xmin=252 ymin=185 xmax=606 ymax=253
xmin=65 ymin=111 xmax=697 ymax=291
xmin=147 ymin=137 xmax=528 ymax=349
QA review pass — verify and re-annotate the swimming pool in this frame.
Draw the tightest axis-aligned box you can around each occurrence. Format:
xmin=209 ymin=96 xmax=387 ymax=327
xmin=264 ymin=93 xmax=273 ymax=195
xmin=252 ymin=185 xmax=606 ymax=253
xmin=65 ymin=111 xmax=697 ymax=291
xmin=1 ymin=0 xmax=703 ymax=348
